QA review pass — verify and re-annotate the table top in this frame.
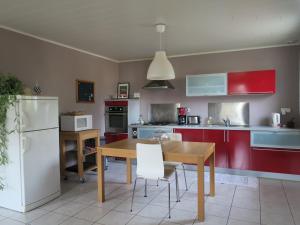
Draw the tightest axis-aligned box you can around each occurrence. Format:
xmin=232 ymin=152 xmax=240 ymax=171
xmin=99 ymin=138 xmax=215 ymax=164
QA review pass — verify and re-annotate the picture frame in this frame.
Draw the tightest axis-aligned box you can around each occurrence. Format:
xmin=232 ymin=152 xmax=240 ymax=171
xmin=76 ymin=80 xmax=95 ymax=103
xmin=117 ymin=82 xmax=130 ymax=99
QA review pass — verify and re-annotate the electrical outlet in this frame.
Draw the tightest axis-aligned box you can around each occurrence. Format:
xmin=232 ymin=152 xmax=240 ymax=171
xmin=281 ymin=108 xmax=291 ymax=115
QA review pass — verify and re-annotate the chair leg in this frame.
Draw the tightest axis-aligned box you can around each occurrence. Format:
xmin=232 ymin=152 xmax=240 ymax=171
xmin=175 ymin=169 xmax=180 ymax=202
xmin=144 ymin=179 xmax=147 ymax=197
xmin=168 ymin=182 xmax=171 ymax=219
xmin=130 ymin=178 xmax=138 ymax=212
xmin=182 ymin=164 xmax=188 ymax=191
xmin=156 ymin=179 xmax=159 ymax=187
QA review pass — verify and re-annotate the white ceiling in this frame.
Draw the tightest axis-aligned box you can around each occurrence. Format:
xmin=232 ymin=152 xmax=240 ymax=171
xmin=0 ymin=0 xmax=300 ymax=62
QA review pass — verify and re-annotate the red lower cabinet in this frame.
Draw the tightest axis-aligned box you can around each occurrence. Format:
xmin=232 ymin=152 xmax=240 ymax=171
xmin=104 ymin=132 xmax=128 ymax=144
xmin=227 ymin=130 xmax=251 ymax=170
xmin=251 ymin=148 xmax=300 ymax=175
xmin=203 ymin=129 xmax=228 ymax=168
xmin=174 ymin=128 xmax=203 ymax=142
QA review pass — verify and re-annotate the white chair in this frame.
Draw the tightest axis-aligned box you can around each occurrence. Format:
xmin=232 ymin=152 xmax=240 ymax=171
xmin=130 ymin=143 xmax=180 ymax=218
xmin=161 ymin=133 xmax=188 ymax=191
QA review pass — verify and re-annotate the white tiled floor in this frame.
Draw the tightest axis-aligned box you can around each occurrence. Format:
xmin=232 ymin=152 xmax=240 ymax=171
xmin=0 ymin=162 xmax=300 ymax=225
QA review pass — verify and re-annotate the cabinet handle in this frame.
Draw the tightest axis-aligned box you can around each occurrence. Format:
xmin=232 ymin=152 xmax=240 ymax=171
xmin=227 ymin=130 xmax=229 ymax=142
xmin=224 ymin=130 xmax=226 ymax=142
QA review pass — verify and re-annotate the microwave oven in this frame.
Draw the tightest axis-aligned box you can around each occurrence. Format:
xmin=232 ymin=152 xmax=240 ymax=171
xmin=60 ymin=115 xmax=93 ymax=131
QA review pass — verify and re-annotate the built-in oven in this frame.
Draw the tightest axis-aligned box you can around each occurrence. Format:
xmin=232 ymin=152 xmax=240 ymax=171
xmin=105 ymin=106 xmax=128 ymax=133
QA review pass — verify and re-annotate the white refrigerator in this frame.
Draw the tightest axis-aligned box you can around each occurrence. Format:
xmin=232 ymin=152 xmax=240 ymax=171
xmin=0 ymin=96 xmax=60 ymax=212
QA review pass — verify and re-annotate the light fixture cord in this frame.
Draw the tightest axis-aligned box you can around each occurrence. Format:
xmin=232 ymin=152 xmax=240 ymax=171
xmin=159 ymin=30 xmax=162 ymax=50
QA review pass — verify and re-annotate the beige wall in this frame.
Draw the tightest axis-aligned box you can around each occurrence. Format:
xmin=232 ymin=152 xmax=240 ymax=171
xmin=0 ymin=28 xmax=119 ymax=135
xmin=119 ymin=46 xmax=300 ymax=126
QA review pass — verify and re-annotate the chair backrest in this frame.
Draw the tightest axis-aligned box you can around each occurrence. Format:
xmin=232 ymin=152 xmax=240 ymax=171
xmin=164 ymin=133 xmax=182 ymax=141
xmin=136 ymin=143 xmax=164 ymax=179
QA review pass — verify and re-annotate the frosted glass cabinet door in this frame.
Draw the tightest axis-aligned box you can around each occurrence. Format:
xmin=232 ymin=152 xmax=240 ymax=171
xmin=186 ymin=73 xmax=227 ymax=96
xmin=251 ymin=131 xmax=300 ymax=149
xmin=138 ymin=127 xmax=173 ymax=139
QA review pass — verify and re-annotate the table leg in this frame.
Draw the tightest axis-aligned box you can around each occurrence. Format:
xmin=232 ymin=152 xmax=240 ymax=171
xmin=77 ymin=139 xmax=84 ymax=180
xmin=197 ymin=158 xmax=205 ymax=221
xmin=59 ymin=139 xmax=66 ymax=178
xmin=209 ymin=150 xmax=215 ymax=197
xmin=97 ymin=149 xmax=105 ymax=202
xmin=126 ymin=158 xmax=132 ymax=184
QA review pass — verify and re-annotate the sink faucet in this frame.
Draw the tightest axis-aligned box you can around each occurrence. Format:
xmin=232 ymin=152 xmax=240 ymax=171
xmin=223 ymin=118 xmax=231 ymax=127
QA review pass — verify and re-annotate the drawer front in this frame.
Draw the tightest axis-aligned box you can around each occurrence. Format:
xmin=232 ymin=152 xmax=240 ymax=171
xmin=251 ymin=131 xmax=300 ymax=149
xmin=138 ymin=127 xmax=173 ymax=139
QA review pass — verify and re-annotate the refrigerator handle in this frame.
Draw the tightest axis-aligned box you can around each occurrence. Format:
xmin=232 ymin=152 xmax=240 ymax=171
xmin=21 ymin=136 xmax=30 ymax=153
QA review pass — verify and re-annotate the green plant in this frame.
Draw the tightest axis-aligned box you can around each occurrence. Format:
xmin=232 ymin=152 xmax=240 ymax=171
xmin=0 ymin=74 xmax=23 ymax=190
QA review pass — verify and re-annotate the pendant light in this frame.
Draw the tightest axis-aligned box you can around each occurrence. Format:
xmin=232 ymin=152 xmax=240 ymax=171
xmin=147 ymin=24 xmax=175 ymax=80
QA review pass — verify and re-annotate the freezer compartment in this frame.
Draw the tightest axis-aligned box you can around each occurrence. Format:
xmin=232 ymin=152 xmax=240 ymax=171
xmin=19 ymin=99 xmax=59 ymax=132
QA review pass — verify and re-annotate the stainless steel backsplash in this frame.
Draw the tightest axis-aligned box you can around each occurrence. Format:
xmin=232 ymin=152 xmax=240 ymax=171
xmin=208 ymin=102 xmax=249 ymax=126
xmin=150 ymin=103 xmax=179 ymax=123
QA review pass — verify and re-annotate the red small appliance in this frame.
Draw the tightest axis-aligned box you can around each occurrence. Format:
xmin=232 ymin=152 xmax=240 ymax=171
xmin=177 ymin=107 xmax=188 ymax=125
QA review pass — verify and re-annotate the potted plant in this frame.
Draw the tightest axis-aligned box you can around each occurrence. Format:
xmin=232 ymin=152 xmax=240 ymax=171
xmin=0 ymin=74 xmax=23 ymax=190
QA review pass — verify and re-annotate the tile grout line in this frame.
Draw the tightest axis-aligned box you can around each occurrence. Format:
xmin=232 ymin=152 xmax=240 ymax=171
xmin=259 ymin=178 xmax=262 ymax=225
xmin=225 ymin=185 xmax=237 ymax=225
xmin=281 ymin=181 xmax=297 ymax=225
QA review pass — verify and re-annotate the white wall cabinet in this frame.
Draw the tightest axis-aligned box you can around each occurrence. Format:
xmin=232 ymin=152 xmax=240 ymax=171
xmin=186 ymin=73 xmax=227 ymax=96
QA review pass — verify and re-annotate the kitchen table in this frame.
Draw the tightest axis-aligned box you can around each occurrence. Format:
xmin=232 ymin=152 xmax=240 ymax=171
xmin=96 ymin=138 xmax=215 ymax=221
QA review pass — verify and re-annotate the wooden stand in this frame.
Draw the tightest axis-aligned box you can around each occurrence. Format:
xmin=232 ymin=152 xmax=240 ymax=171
xmin=60 ymin=129 xmax=100 ymax=182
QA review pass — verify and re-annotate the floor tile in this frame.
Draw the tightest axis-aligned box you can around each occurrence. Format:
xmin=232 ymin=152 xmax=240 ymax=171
xmin=261 ymin=211 xmax=294 ymax=225
xmin=0 ymin=218 xmax=25 ymax=225
xmin=92 ymin=198 xmax=124 ymax=210
xmin=0 ymin=215 xmax=4 ymax=221
xmin=193 ymin=214 xmax=227 ymax=225
xmin=165 ymin=208 xmax=196 ymax=225
xmin=227 ymin=218 xmax=260 ymax=225
xmin=205 ymin=202 xmax=231 ymax=218
xmin=96 ymin=210 xmax=134 ymax=225
xmin=232 ymin=196 xmax=260 ymax=210
xmin=60 ymin=217 xmax=93 ymax=225
xmin=74 ymin=206 xmax=110 ymax=222
xmin=261 ymin=200 xmax=290 ymax=215
xmin=114 ymin=199 xmax=146 ymax=215
xmin=8 ymin=209 xmax=48 ymax=223
xmin=127 ymin=215 xmax=161 ymax=225
xmin=30 ymin=212 xmax=69 ymax=225
xmin=54 ymin=201 xmax=87 ymax=216
xmin=149 ymin=195 xmax=177 ymax=208
xmin=229 ymin=207 xmax=260 ymax=224
xmin=206 ymin=194 xmax=233 ymax=206
xmin=138 ymin=205 xmax=169 ymax=219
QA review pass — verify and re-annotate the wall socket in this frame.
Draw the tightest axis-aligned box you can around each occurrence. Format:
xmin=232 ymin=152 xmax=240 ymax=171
xmin=281 ymin=108 xmax=291 ymax=115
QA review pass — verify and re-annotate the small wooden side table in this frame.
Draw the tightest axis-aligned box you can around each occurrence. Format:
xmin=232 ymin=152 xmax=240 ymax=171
xmin=60 ymin=129 xmax=100 ymax=182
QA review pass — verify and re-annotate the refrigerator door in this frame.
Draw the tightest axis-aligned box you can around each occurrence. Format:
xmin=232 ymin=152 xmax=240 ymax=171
xmin=19 ymin=99 xmax=59 ymax=132
xmin=21 ymin=128 xmax=60 ymax=206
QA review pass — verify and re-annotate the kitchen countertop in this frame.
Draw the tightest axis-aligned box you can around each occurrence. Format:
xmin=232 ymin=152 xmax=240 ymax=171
xmin=129 ymin=124 xmax=300 ymax=132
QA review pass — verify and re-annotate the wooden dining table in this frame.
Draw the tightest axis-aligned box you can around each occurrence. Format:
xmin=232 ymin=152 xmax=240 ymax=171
xmin=97 ymin=138 xmax=215 ymax=221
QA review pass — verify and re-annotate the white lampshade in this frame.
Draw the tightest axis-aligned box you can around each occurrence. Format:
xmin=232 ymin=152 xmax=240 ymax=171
xmin=147 ymin=51 xmax=175 ymax=80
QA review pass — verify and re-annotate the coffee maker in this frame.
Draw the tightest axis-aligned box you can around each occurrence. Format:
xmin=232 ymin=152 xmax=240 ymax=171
xmin=177 ymin=107 xmax=188 ymax=125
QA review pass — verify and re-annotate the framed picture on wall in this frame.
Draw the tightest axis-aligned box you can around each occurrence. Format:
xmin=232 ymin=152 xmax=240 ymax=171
xmin=117 ymin=82 xmax=130 ymax=99
xmin=76 ymin=80 xmax=95 ymax=103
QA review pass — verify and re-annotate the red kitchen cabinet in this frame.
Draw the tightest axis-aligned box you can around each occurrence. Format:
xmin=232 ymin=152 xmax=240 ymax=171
xmin=227 ymin=130 xmax=251 ymax=170
xmin=174 ymin=129 xmax=203 ymax=142
xmin=228 ymin=69 xmax=276 ymax=95
xmin=251 ymin=148 xmax=300 ymax=175
xmin=104 ymin=132 xmax=128 ymax=144
xmin=203 ymin=129 xmax=228 ymax=168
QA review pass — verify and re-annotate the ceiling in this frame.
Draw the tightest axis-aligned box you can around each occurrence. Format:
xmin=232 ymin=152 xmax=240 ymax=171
xmin=0 ymin=0 xmax=300 ymax=62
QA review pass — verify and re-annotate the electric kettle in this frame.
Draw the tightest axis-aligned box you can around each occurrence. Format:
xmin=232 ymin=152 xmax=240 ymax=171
xmin=271 ymin=113 xmax=281 ymax=127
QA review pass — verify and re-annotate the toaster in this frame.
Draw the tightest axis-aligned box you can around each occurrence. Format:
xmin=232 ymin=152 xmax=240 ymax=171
xmin=187 ymin=116 xmax=200 ymax=125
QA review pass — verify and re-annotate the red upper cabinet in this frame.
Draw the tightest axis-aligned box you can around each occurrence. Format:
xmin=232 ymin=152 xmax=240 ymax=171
xmin=228 ymin=69 xmax=276 ymax=95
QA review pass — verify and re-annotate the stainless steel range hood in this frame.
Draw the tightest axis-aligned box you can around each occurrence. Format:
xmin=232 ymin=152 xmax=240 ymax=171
xmin=143 ymin=80 xmax=175 ymax=89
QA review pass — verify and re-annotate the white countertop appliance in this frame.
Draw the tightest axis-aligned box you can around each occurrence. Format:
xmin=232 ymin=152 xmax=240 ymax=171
xmin=60 ymin=114 xmax=93 ymax=131
xmin=0 ymin=96 xmax=60 ymax=212
xmin=271 ymin=113 xmax=281 ymax=127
